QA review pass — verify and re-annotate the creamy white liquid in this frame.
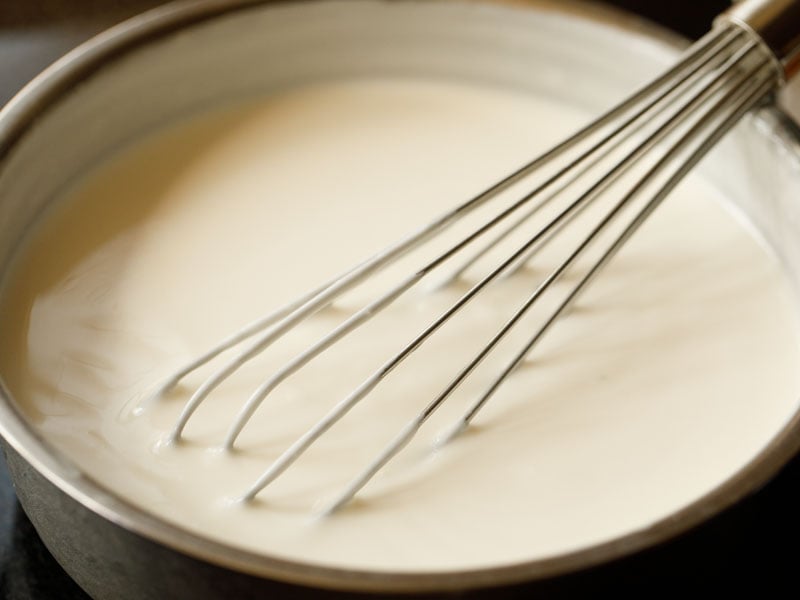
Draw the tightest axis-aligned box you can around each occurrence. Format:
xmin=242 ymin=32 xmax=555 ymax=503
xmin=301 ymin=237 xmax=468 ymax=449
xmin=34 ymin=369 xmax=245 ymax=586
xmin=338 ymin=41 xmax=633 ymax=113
xmin=1 ymin=78 xmax=799 ymax=572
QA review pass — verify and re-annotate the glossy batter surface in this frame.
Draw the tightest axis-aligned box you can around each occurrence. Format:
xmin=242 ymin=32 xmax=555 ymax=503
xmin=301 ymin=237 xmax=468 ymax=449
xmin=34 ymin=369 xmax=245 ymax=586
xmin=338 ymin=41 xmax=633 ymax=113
xmin=0 ymin=78 xmax=798 ymax=571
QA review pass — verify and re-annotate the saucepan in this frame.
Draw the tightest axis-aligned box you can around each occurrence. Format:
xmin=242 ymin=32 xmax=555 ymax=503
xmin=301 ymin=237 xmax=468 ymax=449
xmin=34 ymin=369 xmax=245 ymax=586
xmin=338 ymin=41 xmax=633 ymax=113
xmin=2 ymin=0 xmax=800 ymax=597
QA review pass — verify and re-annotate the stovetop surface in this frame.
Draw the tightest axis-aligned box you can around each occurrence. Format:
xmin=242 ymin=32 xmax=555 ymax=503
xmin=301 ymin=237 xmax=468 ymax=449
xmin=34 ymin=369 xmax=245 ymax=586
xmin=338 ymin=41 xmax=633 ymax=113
xmin=2 ymin=1 xmax=800 ymax=598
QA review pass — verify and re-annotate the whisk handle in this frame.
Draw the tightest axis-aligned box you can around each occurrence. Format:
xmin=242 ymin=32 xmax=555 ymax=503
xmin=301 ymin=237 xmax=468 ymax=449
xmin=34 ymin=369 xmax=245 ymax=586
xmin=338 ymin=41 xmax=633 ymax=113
xmin=719 ymin=0 xmax=800 ymax=79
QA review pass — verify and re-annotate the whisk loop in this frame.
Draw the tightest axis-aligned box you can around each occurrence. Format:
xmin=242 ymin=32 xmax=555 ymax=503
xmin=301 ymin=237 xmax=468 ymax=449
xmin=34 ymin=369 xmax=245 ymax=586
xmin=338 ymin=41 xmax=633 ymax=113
xmin=154 ymin=0 xmax=799 ymax=514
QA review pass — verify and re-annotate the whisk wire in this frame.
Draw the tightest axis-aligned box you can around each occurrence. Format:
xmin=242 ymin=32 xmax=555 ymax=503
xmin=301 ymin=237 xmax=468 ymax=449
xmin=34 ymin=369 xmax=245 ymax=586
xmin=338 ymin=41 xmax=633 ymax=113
xmin=239 ymin=28 xmax=775 ymax=506
xmin=322 ymin=48 xmax=777 ymax=516
xmin=451 ymin=68 xmax=777 ymax=440
xmin=224 ymin=28 xmax=757 ymax=450
xmin=162 ymin=26 xmax=741 ymax=441
xmin=442 ymin=29 xmax=747 ymax=285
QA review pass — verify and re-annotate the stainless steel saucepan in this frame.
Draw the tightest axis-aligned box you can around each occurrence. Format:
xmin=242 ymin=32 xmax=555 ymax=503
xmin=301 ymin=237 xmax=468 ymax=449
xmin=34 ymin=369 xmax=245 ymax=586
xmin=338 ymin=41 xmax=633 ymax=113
xmin=2 ymin=1 xmax=800 ymax=597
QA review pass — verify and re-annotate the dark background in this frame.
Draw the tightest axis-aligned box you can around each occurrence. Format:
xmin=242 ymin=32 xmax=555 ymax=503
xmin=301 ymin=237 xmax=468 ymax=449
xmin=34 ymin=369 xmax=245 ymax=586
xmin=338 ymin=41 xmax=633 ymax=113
xmin=2 ymin=1 xmax=798 ymax=598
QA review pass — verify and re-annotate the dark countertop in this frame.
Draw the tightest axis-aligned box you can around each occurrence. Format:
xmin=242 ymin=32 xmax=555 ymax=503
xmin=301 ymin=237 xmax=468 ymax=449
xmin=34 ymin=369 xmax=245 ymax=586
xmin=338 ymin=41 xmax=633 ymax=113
xmin=2 ymin=1 xmax=800 ymax=598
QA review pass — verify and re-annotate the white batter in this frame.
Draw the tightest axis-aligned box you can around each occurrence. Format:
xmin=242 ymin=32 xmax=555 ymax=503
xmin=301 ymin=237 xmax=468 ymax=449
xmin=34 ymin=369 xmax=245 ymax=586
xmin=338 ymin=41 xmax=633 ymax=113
xmin=0 ymin=78 xmax=798 ymax=572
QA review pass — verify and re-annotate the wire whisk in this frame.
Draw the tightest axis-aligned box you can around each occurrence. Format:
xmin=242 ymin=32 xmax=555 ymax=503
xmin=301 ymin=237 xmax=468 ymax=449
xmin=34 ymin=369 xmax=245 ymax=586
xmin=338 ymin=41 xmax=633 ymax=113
xmin=153 ymin=0 xmax=800 ymax=514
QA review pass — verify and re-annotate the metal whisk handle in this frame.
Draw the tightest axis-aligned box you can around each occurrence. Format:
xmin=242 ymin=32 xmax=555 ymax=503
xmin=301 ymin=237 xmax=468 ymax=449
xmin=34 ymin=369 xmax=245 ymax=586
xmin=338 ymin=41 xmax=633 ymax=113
xmin=721 ymin=0 xmax=800 ymax=78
